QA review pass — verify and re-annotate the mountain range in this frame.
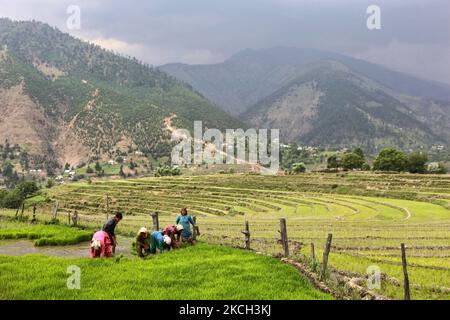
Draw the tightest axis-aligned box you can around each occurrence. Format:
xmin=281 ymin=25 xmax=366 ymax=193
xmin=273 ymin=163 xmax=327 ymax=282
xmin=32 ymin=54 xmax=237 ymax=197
xmin=161 ymin=47 xmax=450 ymax=152
xmin=0 ymin=18 xmax=243 ymax=170
xmin=1 ymin=19 xmax=449 ymax=173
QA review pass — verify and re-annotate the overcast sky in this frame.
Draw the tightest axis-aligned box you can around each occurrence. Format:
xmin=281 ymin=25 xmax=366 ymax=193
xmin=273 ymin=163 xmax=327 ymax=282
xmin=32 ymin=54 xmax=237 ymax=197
xmin=1 ymin=0 xmax=449 ymax=84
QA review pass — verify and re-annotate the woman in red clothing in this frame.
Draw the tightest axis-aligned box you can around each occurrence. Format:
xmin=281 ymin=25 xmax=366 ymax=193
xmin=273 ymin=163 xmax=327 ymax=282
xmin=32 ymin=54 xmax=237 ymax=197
xmin=162 ymin=224 xmax=183 ymax=248
xmin=90 ymin=230 xmax=113 ymax=257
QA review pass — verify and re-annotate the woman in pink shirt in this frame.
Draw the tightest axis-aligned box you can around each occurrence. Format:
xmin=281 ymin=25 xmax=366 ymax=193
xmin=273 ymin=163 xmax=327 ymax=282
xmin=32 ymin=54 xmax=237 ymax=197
xmin=90 ymin=230 xmax=112 ymax=258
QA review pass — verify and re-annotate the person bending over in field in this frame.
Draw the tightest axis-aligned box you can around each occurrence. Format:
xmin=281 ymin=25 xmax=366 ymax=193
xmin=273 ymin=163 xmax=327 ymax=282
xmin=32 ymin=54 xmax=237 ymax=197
xmin=162 ymin=224 xmax=184 ymax=249
xmin=176 ymin=208 xmax=195 ymax=244
xmin=90 ymin=230 xmax=112 ymax=258
xmin=136 ymin=227 xmax=151 ymax=258
xmin=102 ymin=211 xmax=123 ymax=255
xmin=150 ymin=230 xmax=172 ymax=254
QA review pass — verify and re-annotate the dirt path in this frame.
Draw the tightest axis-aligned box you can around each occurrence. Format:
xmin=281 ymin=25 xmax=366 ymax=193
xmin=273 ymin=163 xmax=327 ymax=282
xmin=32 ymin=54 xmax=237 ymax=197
xmin=0 ymin=236 xmax=134 ymax=258
xmin=164 ymin=113 xmax=263 ymax=172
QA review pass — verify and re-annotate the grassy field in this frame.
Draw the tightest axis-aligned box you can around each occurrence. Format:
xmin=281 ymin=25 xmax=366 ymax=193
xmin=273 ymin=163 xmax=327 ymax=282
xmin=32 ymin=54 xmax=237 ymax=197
xmin=0 ymin=240 xmax=330 ymax=300
xmin=0 ymin=220 xmax=92 ymax=246
xmin=1 ymin=172 xmax=449 ymax=299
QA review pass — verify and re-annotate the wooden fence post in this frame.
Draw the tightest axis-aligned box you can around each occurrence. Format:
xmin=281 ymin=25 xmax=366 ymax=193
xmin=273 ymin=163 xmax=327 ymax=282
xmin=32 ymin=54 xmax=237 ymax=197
xmin=20 ymin=202 xmax=25 ymax=219
xmin=68 ymin=211 xmax=71 ymax=225
xmin=321 ymin=233 xmax=333 ymax=279
xmin=151 ymin=212 xmax=159 ymax=231
xmin=32 ymin=204 xmax=36 ymax=222
xmin=51 ymin=201 xmax=59 ymax=220
xmin=15 ymin=201 xmax=22 ymax=218
xmin=310 ymin=242 xmax=315 ymax=260
xmin=192 ymin=216 xmax=197 ymax=240
xmin=241 ymin=221 xmax=251 ymax=250
xmin=401 ymin=243 xmax=411 ymax=300
xmin=280 ymin=218 xmax=289 ymax=257
xmin=73 ymin=209 xmax=78 ymax=227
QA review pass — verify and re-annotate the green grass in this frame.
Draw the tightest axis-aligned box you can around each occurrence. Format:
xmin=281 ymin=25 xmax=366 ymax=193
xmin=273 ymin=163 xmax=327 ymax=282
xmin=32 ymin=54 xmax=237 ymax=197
xmin=76 ymin=163 xmax=122 ymax=176
xmin=0 ymin=243 xmax=331 ymax=300
xmin=24 ymin=194 xmax=47 ymax=207
xmin=0 ymin=221 xmax=92 ymax=246
xmin=4 ymin=172 xmax=450 ymax=299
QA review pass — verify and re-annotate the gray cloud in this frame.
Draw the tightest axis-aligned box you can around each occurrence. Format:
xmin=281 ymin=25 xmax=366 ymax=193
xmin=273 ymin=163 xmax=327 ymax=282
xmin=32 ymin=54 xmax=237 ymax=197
xmin=0 ymin=0 xmax=449 ymax=83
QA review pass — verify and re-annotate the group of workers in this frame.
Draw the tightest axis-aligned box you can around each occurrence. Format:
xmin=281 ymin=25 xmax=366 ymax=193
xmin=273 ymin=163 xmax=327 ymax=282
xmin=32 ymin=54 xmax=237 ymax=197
xmin=90 ymin=207 xmax=196 ymax=258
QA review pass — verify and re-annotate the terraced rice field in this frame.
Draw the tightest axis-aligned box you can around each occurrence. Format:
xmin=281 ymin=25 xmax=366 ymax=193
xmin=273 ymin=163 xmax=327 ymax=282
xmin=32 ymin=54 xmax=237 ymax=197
xmin=8 ymin=172 xmax=450 ymax=299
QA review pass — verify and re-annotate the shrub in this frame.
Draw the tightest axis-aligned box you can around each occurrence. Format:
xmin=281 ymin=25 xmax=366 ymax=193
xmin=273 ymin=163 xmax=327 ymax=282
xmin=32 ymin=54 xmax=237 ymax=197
xmin=327 ymin=155 xmax=339 ymax=169
xmin=116 ymin=156 xmax=124 ymax=164
xmin=292 ymin=162 xmax=306 ymax=173
xmin=428 ymin=162 xmax=447 ymax=174
xmin=1 ymin=188 xmax=23 ymax=208
xmin=45 ymin=179 xmax=55 ymax=189
xmin=155 ymin=166 xmax=181 ymax=177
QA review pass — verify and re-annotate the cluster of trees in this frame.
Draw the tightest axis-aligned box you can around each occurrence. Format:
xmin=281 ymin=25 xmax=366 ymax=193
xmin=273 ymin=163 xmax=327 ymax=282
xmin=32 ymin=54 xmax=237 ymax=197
xmin=0 ymin=181 xmax=38 ymax=208
xmin=119 ymin=165 xmax=140 ymax=178
xmin=327 ymin=148 xmax=369 ymax=171
xmin=0 ymin=140 xmax=21 ymax=161
xmin=373 ymin=149 xmax=426 ymax=173
xmin=1 ymin=163 xmax=20 ymax=189
xmin=281 ymin=143 xmax=325 ymax=170
xmin=326 ymin=147 xmax=447 ymax=174
xmin=84 ymin=163 xmax=104 ymax=176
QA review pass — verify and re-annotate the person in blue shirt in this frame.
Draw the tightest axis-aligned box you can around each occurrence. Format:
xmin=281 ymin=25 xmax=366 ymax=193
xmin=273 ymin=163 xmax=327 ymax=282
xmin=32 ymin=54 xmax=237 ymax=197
xmin=175 ymin=208 xmax=196 ymax=243
xmin=150 ymin=231 xmax=172 ymax=254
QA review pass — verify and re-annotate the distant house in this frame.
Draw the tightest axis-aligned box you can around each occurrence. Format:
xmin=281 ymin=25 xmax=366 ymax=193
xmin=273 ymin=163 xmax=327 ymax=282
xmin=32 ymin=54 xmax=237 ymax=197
xmin=64 ymin=169 xmax=70 ymax=174
xmin=298 ymin=145 xmax=319 ymax=152
xmin=135 ymin=151 xmax=144 ymax=156
xmin=432 ymin=145 xmax=445 ymax=151
xmin=108 ymin=159 xmax=115 ymax=165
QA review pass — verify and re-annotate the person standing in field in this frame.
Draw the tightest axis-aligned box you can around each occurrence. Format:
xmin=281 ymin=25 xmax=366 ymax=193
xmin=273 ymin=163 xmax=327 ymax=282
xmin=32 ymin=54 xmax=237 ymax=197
xmin=136 ymin=227 xmax=151 ymax=258
xmin=150 ymin=230 xmax=172 ymax=254
xmin=102 ymin=211 xmax=123 ymax=255
xmin=162 ymin=224 xmax=184 ymax=248
xmin=176 ymin=208 xmax=195 ymax=244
